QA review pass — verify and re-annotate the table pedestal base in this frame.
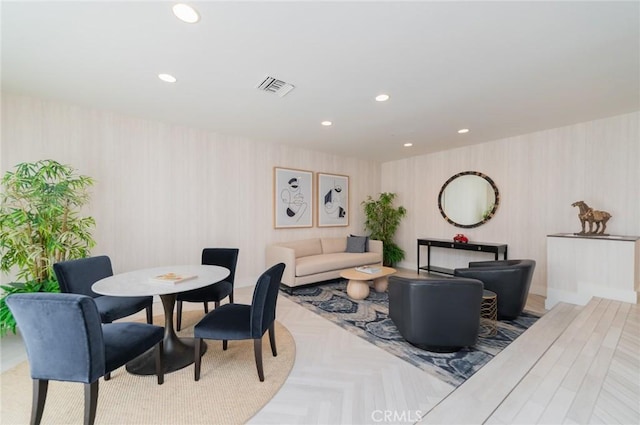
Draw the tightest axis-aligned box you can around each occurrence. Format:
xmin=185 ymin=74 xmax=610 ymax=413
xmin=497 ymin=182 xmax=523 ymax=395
xmin=126 ymin=336 xmax=207 ymax=375
xmin=126 ymin=293 xmax=207 ymax=375
xmin=373 ymin=276 xmax=389 ymax=293
xmin=346 ymin=280 xmax=370 ymax=300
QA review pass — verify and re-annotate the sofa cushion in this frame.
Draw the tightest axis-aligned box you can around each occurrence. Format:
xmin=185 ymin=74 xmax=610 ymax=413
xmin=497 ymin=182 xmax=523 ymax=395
xmin=350 ymin=234 xmax=370 ymax=252
xmin=321 ymin=237 xmax=347 ymax=254
xmin=296 ymin=252 xmax=382 ymax=277
xmin=346 ymin=236 xmax=367 ymax=253
xmin=277 ymin=238 xmax=322 ymax=258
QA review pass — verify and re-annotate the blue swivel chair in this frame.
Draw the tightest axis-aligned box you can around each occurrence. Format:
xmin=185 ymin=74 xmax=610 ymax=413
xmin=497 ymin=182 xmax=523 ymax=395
xmin=54 ymin=255 xmax=153 ymax=324
xmin=193 ymin=263 xmax=285 ymax=382
xmin=176 ymin=248 xmax=239 ymax=331
xmin=6 ymin=293 xmax=164 ymax=425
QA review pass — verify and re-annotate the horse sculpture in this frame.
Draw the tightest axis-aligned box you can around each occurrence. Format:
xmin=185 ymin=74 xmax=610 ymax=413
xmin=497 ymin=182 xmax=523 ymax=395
xmin=571 ymin=201 xmax=612 ymax=235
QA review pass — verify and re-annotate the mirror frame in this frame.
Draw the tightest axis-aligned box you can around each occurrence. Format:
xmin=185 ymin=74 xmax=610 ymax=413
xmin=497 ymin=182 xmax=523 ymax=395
xmin=437 ymin=171 xmax=500 ymax=229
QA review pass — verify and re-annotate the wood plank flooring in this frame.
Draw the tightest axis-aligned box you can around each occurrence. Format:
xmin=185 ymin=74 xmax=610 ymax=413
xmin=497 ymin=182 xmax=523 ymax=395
xmin=2 ymin=279 xmax=638 ymax=425
xmin=423 ymin=297 xmax=639 ymax=425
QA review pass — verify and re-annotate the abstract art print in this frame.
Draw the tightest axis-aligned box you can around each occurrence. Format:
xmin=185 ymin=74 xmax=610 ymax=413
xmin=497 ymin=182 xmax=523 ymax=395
xmin=274 ymin=167 xmax=313 ymax=228
xmin=317 ymin=172 xmax=349 ymax=227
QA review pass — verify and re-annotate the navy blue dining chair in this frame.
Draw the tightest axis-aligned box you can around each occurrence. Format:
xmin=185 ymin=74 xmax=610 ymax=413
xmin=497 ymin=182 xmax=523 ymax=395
xmin=176 ymin=248 xmax=239 ymax=331
xmin=54 ymin=255 xmax=153 ymax=324
xmin=193 ymin=263 xmax=285 ymax=382
xmin=6 ymin=292 xmax=164 ymax=425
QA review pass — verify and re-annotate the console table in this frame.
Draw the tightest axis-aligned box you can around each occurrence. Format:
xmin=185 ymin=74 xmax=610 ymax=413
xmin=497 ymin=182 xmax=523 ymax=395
xmin=417 ymin=238 xmax=508 ymax=275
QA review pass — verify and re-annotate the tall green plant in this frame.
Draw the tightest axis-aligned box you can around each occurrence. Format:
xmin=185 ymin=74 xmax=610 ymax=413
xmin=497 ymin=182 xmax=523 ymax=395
xmin=0 ymin=160 xmax=96 ymax=336
xmin=362 ymin=192 xmax=407 ymax=266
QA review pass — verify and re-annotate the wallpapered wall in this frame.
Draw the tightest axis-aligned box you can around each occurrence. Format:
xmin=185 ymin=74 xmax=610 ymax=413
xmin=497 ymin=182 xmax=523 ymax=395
xmin=381 ymin=111 xmax=640 ymax=295
xmin=1 ymin=95 xmax=381 ymax=287
xmin=2 ymin=94 xmax=638 ymax=295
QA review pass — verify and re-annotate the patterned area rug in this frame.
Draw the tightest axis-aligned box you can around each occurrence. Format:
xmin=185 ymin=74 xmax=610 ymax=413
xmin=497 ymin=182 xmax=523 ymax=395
xmin=282 ymin=280 xmax=540 ymax=387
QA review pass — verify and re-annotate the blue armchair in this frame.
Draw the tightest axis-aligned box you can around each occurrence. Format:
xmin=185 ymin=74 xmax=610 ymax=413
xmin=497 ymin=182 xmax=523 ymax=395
xmin=388 ymin=276 xmax=483 ymax=352
xmin=454 ymin=259 xmax=536 ymax=320
xmin=6 ymin=292 xmax=164 ymax=425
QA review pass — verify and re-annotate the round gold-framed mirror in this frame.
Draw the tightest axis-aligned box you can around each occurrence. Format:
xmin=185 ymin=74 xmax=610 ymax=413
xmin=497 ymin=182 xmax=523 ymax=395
xmin=437 ymin=171 xmax=499 ymax=228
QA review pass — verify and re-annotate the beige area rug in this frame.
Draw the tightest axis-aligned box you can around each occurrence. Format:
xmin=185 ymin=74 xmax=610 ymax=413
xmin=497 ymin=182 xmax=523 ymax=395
xmin=1 ymin=311 xmax=296 ymax=424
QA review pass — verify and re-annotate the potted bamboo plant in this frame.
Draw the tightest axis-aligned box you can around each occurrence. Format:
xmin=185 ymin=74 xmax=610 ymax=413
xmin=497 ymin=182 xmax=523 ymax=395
xmin=0 ymin=160 xmax=96 ymax=336
xmin=362 ymin=192 xmax=407 ymax=266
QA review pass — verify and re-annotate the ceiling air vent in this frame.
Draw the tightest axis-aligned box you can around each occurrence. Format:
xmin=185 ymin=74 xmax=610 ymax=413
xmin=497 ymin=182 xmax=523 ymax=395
xmin=256 ymin=76 xmax=295 ymax=97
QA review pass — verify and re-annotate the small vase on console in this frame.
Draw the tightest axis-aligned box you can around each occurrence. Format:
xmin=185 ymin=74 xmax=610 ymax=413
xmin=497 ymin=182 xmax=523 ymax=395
xmin=453 ymin=234 xmax=469 ymax=243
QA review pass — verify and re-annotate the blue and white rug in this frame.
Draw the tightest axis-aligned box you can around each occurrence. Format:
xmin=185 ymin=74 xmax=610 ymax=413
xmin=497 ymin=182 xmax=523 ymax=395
xmin=282 ymin=280 xmax=540 ymax=387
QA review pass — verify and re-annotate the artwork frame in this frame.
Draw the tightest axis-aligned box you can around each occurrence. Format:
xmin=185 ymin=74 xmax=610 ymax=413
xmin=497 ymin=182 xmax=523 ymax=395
xmin=273 ymin=167 xmax=313 ymax=228
xmin=317 ymin=172 xmax=349 ymax=227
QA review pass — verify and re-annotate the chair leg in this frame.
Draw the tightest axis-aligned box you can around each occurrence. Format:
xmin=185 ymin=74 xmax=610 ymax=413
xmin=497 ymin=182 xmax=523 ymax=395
xmin=223 ymin=340 xmax=228 ymax=351
xmin=194 ymin=338 xmax=202 ymax=381
xmin=146 ymin=305 xmax=153 ymax=324
xmin=176 ymin=301 xmax=183 ymax=331
xmin=269 ymin=323 xmax=277 ymax=357
xmin=83 ymin=381 xmax=98 ymax=425
xmin=254 ymin=338 xmax=264 ymax=382
xmin=103 ymin=319 xmax=111 ymax=381
xmin=214 ymin=301 xmax=220 ymax=309
xmin=30 ymin=379 xmax=48 ymax=425
xmin=155 ymin=340 xmax=164 ymax=385
xmin=204 ymin=302 xmax=209 ymax=314
xmin=229 ymin=292 xmax=234 ymax=304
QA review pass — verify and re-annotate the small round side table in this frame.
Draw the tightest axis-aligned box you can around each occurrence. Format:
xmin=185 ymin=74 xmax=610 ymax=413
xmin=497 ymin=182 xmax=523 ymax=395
xmin=480 ymin=289 xmax=498 ymax=337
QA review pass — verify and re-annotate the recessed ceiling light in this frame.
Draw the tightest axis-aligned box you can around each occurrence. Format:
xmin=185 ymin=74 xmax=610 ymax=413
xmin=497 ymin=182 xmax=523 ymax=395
xmin=403 ymin=143 xmax=413 ymax=147
xmin=375 ymin=94 xmax=390 ymax=102
xmin=321 ymin=121 xmax=332 ymax=126
xmin=458 ymin=128 xmax=470 ymax=134
xmin=158 ymin=73 xmax=177 ymax=83
xmin=172 ymin=3 xmax=200 ymax=23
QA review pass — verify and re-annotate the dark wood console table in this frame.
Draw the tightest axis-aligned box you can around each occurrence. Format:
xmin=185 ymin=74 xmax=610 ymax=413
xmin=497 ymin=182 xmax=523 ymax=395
xmin=417 ymin=238 xmax=508 ymax=275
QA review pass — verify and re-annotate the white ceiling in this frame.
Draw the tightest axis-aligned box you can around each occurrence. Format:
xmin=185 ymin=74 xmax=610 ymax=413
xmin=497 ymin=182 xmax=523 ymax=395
xmin=2 ymin=1 xmax=639 ymax=162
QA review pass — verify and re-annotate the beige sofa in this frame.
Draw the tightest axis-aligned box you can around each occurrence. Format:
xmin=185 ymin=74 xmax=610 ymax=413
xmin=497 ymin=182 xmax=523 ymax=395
xmin=266 ymin=237 xmax=383 ymax=290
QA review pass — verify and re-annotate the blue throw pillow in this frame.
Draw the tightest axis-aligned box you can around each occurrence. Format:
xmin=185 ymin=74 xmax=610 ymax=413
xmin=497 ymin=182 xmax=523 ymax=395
xmin=346 ymin=235 xmax=368 ymax=253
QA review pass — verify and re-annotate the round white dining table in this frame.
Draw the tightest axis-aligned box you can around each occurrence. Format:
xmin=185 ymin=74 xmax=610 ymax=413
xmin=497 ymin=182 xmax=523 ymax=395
xmin=92 ymin=265 xmax=229 ymax=375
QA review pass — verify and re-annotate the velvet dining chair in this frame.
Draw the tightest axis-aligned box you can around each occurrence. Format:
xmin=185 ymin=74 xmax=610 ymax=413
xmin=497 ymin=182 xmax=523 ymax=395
xmin=53 ymin=255 xmax=153 ymax=325
xmin=176 ymin=248 xmax=239 ymax=331
xmin=193 ymin=262 xmax=285 ymax=382
xmin=6 ymin=292 xmax=164 ymax=425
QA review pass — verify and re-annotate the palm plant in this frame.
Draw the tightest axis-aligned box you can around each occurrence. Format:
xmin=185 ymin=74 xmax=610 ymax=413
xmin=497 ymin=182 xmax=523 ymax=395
xmin=0 ymin=160 xmax=96 ymax=336
xmin=362 ymin=192 xmax=407 ymax=266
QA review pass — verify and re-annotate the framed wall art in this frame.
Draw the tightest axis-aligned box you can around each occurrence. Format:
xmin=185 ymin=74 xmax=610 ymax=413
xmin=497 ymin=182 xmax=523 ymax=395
xmin=317 ymin=172 xmax=349 ymax=227
xmin=273 ymin=167 xmax=313 ymax=228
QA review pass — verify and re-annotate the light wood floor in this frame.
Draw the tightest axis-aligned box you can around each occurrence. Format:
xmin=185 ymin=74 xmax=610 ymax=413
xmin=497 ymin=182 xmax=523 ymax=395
xmin=1 ymin=276 xmax=637 ymax=425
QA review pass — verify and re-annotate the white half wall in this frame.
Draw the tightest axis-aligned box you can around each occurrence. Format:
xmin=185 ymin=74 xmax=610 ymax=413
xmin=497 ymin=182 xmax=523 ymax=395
xmin=382 ymin=112 xmax=640 ymax=296
xmin=1 ymin=94 xmax=381 ymax=287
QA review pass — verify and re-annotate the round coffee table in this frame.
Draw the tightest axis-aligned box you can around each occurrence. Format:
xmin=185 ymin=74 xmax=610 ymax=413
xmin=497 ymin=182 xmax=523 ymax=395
xmin=340 ymin=266 xmax=396 ymax=300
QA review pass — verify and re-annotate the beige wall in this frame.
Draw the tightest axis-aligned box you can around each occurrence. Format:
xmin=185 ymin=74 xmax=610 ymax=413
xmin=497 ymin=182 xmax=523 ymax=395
xmin=382 ymin=112 xmax=640 ymax=295
xmin=2 ymin=94 xmax=638 ymax=295
xmin=1 ymin=95 xmax=381 ymax=287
